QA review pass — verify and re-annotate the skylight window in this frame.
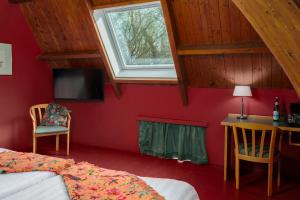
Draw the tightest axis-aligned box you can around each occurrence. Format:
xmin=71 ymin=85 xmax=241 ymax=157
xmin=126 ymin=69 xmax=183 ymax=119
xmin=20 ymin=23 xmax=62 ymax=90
xmin=93 ymin=1 xmax=177 ymax=79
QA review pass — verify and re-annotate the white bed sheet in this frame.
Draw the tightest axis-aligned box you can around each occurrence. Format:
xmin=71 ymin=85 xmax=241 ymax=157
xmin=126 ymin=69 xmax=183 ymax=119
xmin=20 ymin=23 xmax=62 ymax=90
xmin=141 ymin=177 xmax=199 ymax=200
xmin=0 ymin=171 xmax=56 ymax=199
xmin=0 ymin=148 xmax=199 ymax=200
xmin=2 ymin=174 xmax=69 ymax=200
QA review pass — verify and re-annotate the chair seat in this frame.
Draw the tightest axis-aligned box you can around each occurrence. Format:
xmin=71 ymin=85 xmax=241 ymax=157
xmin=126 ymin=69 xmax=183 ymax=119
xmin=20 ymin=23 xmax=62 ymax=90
xmin=35 ymin=126 xmax=68 ymax=134
xmin=239 ymin=144 xmax=279 ymax=158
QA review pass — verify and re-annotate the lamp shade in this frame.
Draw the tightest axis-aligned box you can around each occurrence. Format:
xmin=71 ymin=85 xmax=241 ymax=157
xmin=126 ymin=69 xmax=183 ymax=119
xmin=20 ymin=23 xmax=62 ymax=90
xmin=233 ymin=85 xmax=252 ymax=97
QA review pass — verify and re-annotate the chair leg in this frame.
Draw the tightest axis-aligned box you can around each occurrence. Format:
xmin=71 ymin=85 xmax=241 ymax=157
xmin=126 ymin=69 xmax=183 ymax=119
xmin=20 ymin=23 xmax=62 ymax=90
xmin=33 ymin=137 xmax=37 ymax=154
xmin=277 ymin=159 xmax=281 ymax=188
xmin=56 ymin=135 xmax=60 ymax=152
xmin=67 ymin=133 xmax=70 ymax=156
xmin=268 ymin=163 xmax=273 ymax=197
xmin=235 ymin=156 xmax=240 ymax=190
xmin=278 ymin=133 xmax=283 ymax=188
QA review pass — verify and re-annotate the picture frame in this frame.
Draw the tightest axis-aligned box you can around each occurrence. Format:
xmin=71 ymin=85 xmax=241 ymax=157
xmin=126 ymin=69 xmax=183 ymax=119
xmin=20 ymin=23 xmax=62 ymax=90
xmin=0 ymin=43 xmax=12 ymax=75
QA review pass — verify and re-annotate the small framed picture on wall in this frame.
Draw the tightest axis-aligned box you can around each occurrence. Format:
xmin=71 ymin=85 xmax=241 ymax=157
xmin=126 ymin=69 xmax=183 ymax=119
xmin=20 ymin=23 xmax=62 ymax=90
xmin=0 ymin=43 xmax=12 ymax=75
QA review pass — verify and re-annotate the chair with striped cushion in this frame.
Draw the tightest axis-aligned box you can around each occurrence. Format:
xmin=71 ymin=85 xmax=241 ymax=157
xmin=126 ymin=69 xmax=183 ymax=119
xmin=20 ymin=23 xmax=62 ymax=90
xmin=232 ymin=122 xmax=281 ymax=197
xmin=29 ymin=104 xmax=71 ymax=155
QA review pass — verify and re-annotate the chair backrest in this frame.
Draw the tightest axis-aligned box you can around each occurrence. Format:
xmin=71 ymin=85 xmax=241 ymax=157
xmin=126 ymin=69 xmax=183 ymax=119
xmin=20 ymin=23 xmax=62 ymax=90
xmin=29 ymin=104 xmax=71 ymax=129
xmin=29 ymin=104 xmax=49 ymax=125
xmin=232 ymin=122 xmax=277 ymax=161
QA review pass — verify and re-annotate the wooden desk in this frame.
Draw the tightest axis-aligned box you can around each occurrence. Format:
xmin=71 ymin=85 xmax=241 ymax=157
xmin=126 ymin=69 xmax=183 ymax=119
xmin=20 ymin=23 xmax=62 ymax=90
xmin=221 ymin=113 xmax=300 ymax=181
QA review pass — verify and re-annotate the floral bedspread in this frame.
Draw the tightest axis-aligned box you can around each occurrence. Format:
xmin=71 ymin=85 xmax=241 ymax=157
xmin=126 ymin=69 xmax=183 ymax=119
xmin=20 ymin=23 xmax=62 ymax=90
xmin=0 ymin=151 xmax=165 ymax=200
xmin=0 ymin=151 xmax=74 ymax=174
xmin=61 ymin=162 xmax=164 ymax=200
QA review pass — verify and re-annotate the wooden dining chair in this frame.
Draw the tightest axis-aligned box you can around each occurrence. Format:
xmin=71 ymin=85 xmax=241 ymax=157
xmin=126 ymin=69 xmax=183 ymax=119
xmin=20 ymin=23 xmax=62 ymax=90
xmin=232 ymin=122 xmax=281 ymax=197
xmin=29 ymin=104 xmax=71 ymax=155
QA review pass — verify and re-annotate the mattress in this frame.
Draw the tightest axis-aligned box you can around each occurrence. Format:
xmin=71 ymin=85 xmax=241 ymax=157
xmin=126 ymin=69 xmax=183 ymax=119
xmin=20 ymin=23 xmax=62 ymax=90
xmin=0 ymin=148 xmax=199 ymax=200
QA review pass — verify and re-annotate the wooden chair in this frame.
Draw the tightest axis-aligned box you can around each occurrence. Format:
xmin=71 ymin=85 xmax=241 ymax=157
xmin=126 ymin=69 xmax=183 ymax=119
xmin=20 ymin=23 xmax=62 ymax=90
xmin=29 ymin=104 xmax=71 ymax=155
xmin=232 ymin=122 xmax=281 ymax=197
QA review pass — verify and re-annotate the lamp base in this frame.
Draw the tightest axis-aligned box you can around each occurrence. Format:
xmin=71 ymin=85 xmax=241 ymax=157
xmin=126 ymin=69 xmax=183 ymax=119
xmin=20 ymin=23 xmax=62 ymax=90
xmin=237 ymin=115 xmax=248 ymax=120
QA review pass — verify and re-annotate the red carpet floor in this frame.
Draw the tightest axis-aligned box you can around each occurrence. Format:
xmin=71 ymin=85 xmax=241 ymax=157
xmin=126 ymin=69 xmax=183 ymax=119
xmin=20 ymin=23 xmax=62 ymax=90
xmin=36 ymin=143 xmax=300 ymax=200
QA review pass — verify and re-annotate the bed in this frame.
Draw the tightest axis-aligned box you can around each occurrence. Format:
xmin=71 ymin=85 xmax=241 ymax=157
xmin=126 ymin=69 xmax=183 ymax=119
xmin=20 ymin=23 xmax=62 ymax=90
xmin=0 ymin=148 xmax=199 ymax=200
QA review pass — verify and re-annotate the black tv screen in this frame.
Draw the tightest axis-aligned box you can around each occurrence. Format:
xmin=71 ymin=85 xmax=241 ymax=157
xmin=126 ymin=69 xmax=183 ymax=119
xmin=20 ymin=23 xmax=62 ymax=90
xmin=53 ymin=69 xmax=104 ymax=101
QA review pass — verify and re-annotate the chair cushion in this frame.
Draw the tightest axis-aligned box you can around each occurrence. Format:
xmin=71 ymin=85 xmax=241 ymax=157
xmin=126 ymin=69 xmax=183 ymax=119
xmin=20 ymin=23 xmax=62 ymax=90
xmin=239 ymin=144 xmax=279 ymax=158
xmin=40 ymin=103 xmax=70 ymax=127
xmin=35 ymin=126 xmax=69 ymax=134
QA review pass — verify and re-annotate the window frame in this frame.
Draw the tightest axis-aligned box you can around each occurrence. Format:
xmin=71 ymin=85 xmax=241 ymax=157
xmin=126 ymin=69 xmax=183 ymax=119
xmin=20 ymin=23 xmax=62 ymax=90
xmin=93 ymin=1 xmax=177 ymax=79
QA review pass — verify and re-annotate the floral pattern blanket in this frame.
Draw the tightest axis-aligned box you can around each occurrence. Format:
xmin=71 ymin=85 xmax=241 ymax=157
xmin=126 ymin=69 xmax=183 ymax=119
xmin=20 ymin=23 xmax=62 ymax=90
xmin=0 ymin=151 xmax=164 ymax=200
xmin=0 ymin=151 xmax=74 ymax=174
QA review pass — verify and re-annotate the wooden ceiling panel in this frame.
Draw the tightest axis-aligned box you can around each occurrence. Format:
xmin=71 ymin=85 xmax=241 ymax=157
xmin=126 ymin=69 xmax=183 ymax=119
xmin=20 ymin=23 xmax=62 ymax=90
xmin=92 ymin=0 xmax=131 ymax=5
xmin=171 ymin=0 xmax=262 ymax=47
xmin=184 ymin=53 xmax=292 ymax=88
xmin=20 ymin=0 xmax=99 ymax=53
xmin=232 ymin=0 xmax=300 ymax=97
xmin=91 ymin=0 xmax=156 ymax=9
xmin=15 ymin=0 xmax=293 ymax=91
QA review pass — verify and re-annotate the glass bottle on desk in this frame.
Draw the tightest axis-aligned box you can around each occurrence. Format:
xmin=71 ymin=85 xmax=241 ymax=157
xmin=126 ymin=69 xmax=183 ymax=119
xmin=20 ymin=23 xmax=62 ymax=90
xmin=288 ymin=113 xmax=294 ymax=125
xmin=273 ymin=97 xmax=280 ymax=121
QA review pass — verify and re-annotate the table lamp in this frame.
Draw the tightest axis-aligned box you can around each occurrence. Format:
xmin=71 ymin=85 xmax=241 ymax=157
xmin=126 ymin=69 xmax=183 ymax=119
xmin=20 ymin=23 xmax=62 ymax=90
xmin=233 ymin=85 xmax=252 ymax=119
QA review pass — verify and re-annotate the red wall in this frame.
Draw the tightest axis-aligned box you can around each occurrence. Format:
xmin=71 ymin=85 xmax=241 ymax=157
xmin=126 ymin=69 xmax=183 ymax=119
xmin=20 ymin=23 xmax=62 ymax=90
xmin=65 ymin=85 xmax=298 ymax=165
xmin=0 ymin=1 xmax=52 ymax=149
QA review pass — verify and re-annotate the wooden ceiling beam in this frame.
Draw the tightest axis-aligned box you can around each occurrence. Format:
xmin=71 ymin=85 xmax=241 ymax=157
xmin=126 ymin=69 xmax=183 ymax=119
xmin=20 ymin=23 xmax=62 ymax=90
xmin=38 ymin=50 xmax=101 ymax=61
xmin=160 ymin=0 xmax=188 ymax=105
xmin=84 ymin=0 xmax=122 ymax=98
xmin=177 ymin=43 xmax=269 ymax=56
xmin=295 ymin=0 xmax=300 ymax=8
xmin=232 ymin=0 xmax=300 ymax=97
xmin=114 ymin=78 xmax=178 ymax=85
xmin=92 ymin=0 xmax=156 ymax=9
xmin=8 ymin=0 xmax=32 ymax=4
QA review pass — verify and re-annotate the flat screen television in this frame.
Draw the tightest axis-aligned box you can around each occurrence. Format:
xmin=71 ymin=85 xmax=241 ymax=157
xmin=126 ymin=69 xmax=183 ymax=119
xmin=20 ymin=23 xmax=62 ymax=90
xmin=53 ymin=68 xmax=104 ymax=101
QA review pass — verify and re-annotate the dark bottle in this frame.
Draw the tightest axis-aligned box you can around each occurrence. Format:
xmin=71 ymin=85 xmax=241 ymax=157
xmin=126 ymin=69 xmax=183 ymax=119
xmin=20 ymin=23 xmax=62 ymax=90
xmin=273 ymin=97 xmax=280 ymax=121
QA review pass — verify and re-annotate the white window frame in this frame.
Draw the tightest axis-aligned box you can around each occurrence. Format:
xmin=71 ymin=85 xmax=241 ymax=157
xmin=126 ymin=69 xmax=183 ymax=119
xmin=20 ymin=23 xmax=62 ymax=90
xmin=93 ymin=1 xmax=177 ymax=79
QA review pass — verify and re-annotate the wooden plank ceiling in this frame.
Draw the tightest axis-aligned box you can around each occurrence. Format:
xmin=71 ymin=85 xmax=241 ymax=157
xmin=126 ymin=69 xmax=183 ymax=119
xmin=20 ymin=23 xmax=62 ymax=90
xmin=19 ymin=0 xmax=103 ymax=68
xmin=15 ymin=0 xmax=293 ymax=100
xmin=232 ymin=0 xmax=300 ymax=96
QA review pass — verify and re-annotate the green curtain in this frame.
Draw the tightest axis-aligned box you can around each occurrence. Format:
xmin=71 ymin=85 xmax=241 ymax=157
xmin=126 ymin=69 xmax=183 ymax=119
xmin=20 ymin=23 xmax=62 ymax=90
xmin=139 ymin=121 xmax=208 ymax=164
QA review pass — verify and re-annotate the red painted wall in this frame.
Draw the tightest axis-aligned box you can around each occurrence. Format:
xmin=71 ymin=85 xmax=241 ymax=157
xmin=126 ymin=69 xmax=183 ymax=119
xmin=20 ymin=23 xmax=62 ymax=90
xmin=65 ymin=85 xmax=298 ymax=165
xmin=0 ymin=1 xmax=52 ymax=149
